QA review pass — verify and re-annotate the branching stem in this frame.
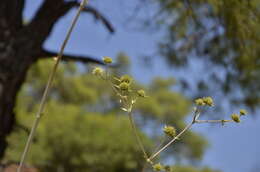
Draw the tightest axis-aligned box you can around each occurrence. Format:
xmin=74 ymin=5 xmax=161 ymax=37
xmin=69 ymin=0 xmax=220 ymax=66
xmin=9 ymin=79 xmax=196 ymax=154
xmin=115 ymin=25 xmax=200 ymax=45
xmin=147 ymin=108 xmax=200 ymax=161
xmin=148 ymin=122 xmax=193 ymax=161
xmin=147 ymin=107 xmax=234 ymax=161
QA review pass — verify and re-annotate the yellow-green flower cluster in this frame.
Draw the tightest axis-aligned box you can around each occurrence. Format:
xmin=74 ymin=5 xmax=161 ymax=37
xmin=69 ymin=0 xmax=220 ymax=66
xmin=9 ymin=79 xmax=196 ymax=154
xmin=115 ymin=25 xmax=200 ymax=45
xmin=240 ymin=109 xmax=247 ymax=116
xmin=195 ymin=97 xmax=214 ymax=106
xmin=163 ymin=125 xmax=176 ymax=137
xmin=231 ymin=114 xmax=240 ymax=123
xmin=118 ymin=75 xmax=133 ymax=92
xmin=103 ymin=56 xmax=113 ymax=64
xmin=195 ymin=98 xmax=205 ymax=106
xmin=120 ymin=75 xmax=132 ymax=84
xmin=230 ymin=109 xmax=247 ymax=123
xmin=153 ymin=163 xmax=164 ymax=171
xmin=137 ymin=89 xmax=146 ymax=97
xmin=92 ymin=67 xmax=103 ymax=76
xmin=119 ymin=82 xmax=130 ymax=91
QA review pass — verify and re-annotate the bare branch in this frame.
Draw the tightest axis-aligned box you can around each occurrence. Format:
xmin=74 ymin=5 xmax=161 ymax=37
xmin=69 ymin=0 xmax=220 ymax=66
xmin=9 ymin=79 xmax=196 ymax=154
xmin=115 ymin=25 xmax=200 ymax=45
xmin=80 ymin=5 xmax=115 ymax=33
xmin=40 ymin=50 xmax=104 ymax=65
xmin=195 ymin=119 xmax=232 ymax=124
xmin=26 ymin=1 xmax=76 ymax=45
xmin=26 ymin=1 xmax=114 ymax=46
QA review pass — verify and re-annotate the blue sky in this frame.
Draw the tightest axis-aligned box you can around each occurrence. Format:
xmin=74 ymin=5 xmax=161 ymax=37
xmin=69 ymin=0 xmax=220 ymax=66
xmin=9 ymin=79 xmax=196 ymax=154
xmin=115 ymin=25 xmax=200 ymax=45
xmin=24 ymin=1 xmax=260 ymax=172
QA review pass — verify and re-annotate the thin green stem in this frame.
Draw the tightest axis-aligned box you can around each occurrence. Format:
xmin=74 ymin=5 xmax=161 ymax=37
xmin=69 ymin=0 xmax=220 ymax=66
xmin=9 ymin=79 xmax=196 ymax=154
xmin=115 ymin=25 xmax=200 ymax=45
xmin=128 ymin=111 xmax=148 ymax=159
xmin=141 ymin=136 xmax=166 ymax=172
xmin=148 ymin=122 xmax=193 ymax=161
xmin=17 ymin=1 xmax=88 ymax=171
xmin=151 ymin=136 xmax=167 ymax=155
xmin=195 ymin=119 xmax=232 ymax=124
xmin=148 ymin=108 xmax=199 ymax=161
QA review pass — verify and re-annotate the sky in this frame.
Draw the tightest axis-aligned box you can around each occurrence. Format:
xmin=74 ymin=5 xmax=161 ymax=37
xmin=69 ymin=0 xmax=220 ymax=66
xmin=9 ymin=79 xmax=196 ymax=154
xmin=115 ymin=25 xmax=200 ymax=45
xmin=24 ymin=1 xmax=260 ymax=172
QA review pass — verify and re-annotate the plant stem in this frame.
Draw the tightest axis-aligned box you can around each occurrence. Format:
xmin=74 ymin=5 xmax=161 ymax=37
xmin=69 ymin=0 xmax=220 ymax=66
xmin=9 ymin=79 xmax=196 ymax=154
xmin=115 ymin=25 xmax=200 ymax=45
xmin=17 ymin=1 xmax=88 ymax=171
xmin=128 ymin=111 xmax=148 ymax=159
xmin=195 ymin=119 xmax=232 ymax=123
xmin=148 ymin=122 xmax=193 ymax=161
xmin=152 ymin=136 xmax=167 ymax=155
xmin=148 ymin=108 xmax=199 ymax=161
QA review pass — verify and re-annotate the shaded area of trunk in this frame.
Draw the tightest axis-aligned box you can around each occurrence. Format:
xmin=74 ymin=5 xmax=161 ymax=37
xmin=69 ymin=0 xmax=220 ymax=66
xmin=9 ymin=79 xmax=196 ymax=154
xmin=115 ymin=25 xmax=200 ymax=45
xmin=0 ymin=70 xmax=27 ymax=159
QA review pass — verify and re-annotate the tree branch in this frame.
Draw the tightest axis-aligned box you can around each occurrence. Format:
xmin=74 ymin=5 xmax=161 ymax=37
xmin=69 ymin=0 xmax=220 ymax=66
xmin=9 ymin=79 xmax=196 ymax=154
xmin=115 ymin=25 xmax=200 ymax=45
xmin=80 ymin=5 xmax=115 ymax=33
xmin=26 ymin=1 xmax=76 ymax=45
xmin=40 ymin=49 xmax=104 ymax=64
xmin=26 ymin=0 xmax=114 ymax=46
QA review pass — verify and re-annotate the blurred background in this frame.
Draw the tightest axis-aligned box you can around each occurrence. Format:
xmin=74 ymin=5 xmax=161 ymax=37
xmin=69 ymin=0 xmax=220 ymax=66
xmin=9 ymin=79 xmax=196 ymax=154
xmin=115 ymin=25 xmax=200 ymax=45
xmin=0 ymin=0 xmax=259 ymax=171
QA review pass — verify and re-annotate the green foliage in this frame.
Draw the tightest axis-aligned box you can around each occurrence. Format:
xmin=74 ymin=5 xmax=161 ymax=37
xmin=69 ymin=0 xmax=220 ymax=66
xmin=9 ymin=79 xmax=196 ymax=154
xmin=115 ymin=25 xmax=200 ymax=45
xmin=8 ymin=105 xmax=148 ymax=172
xmin=170 ymin=165 xmax=220 ymax=172
xmin=154 ymin=0 xmax=260 ymax=109
xmin=5 ymin=56 xmax=215 ymax=171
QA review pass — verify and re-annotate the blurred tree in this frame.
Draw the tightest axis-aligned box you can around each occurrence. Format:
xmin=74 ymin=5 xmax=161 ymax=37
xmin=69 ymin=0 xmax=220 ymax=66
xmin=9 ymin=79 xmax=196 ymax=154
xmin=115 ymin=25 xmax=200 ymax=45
xmin=150 ymin=0 xmax=260 ymax=109
xmin=0 ymin=0 xmax=114 ymax=158
xmin=3 ymin=58 xmax=214 ymax=171
xmin=166 ymin=165 xmax=220 ymax=172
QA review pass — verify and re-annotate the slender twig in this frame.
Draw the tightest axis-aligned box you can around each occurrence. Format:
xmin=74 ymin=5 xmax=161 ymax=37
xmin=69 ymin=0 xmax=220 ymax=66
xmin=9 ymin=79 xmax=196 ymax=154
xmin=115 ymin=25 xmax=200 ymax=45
xmin=141 ymin=135 xmax=166 ymax=172
xmin=151 ymin=136 xmax=167 ymax=155
xmin=128 ymin=111 xmax=148 ymax=159
xmin=195 ymin=119 xmax=232 ymax=124
xmin=147 ymin=107 xmax=234 ymax=161
xmin=147 ymin=108 xmax=200 ymax=161
xmin=148 ymin=123 xmax=193 ymax=161
xmin=17 ymin=1 xmax=88 ymax=171
xmin=106 ymin=71 xmax=149 ymax=162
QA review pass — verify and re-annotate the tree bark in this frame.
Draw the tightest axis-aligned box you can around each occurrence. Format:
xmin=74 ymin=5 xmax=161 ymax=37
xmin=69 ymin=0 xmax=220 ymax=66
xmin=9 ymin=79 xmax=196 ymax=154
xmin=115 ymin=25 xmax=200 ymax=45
xmin=0 ymin=28 xmax=36 ymax=158
xmin=0 ymin=1 xmax=42 ymax=156
xmin=0 ymin=73 xmax=25 ymax=158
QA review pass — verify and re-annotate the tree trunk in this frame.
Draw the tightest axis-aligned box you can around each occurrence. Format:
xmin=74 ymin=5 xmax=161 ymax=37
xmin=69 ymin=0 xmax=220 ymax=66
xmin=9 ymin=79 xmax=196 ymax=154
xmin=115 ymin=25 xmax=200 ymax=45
xmin=0 ymin=22 xmax=37 ymax=158
xmin=0 ymin=56 xmax=33 ymax=159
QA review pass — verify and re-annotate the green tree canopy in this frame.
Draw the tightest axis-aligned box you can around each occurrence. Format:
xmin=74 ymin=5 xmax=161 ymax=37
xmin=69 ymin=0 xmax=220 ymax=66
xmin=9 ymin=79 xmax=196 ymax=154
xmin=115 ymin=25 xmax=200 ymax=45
xmin=152 ymin=0 xmax=260 ymax=109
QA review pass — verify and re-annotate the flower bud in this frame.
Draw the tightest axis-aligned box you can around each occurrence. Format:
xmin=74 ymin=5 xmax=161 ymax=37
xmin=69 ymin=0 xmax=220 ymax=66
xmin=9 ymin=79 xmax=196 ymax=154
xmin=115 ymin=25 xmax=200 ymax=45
xmin=92 ymin=67 xmax=103 ymax=76
xmin=119 ymin=82 xmax=129 ymax=91
xmin=240 ymin=109 xmax=247 ymax=116
xmin=103 ymin=56 xmax=112 ymax=64
xmin=137 ymin=89 xmax=146 ymax=97
xmin=195 ymin=98 xmax=205 ymax=106
xmin=153 ymin=163 xmax=164 ymax=171
xmin=163 ymin=125 xmax=176 ymax=137
xmin=203 ymin=97 xmax=214 ymax=106
xmin=231 ymin=114 xmax=240 ymax=123
xmin=120 ymin=75 xmax=132 ymax=84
